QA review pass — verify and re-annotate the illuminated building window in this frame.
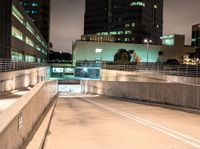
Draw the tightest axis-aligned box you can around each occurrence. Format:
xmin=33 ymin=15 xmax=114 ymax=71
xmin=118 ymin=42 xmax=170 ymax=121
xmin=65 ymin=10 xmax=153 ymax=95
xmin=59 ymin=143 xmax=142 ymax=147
xmin=36 ymin=34 xmax=42 ymax=42
xmin=12 ymin=26 xmax=24 ymax=41
xmin=97 ymin=32 xmax=109 ymax=36
xmin=25 ymin=55 xmax=35 ymax=62
xmin=32 ymin=2 xmax=38 ymax=7
xmin=161 ymin=35 xmax=175 ymax=46
xmin=31 ymin=10 xmax=37 ymax=14
xmin=192 ymin=38 xmax=196 ymax=42
xmin=37 ymin=58 xmax=41 ymax=63
xmin=42 ymin=41 xmax=48 ymax=48
xmin=109 ymin=31 xmax=117 ymax=35
xmin=130 ymin=2 xmax=145 ymax=7
xmin=118 ymin=31 xmax=123 ymax=35
xmin=41 ymin=49 xmax=47 ymax=55
xmin=35 ymin=45 xmax=41 ymax=51
xmin=26 ymin=22 xmax=35 ymax=35
xmin=125 ymin=30 xmax=131 ymax=34
xmin=118 ymin=38 xmax=122 ymax=41
xmin=132 ymin=23 xmax=135 ymax=27
xmin=12 ymin=51 xmax=24 ymax=62
xmin=26 ymin=37 xmax=34 ymax=47
xmin=125 ymin=24 xmax=130 ymax=27
xmin=125 ymin=38 xmax=130 ymax=42
xmin=12 ymin=5 xmax=25 ymax=25
xmin=95 ymin=49 xmax=103 ymax=53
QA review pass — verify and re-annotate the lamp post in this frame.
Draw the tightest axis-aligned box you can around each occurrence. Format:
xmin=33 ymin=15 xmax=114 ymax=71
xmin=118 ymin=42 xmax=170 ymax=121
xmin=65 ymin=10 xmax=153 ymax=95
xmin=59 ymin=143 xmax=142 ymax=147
xmin=144 ymin=39 xmax=152 ymax=64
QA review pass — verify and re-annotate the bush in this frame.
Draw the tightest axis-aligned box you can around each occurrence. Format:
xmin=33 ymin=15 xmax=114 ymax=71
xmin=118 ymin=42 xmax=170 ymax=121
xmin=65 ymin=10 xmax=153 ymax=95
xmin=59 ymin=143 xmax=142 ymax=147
xmin=165 ymin=59 xmax=179 ymax=65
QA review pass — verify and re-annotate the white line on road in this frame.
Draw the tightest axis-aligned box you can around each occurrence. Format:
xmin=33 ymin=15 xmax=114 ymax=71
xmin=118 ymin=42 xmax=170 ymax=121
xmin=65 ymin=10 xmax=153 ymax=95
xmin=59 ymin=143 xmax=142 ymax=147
xmin=81 ymin=97 xmax=200 ymax=149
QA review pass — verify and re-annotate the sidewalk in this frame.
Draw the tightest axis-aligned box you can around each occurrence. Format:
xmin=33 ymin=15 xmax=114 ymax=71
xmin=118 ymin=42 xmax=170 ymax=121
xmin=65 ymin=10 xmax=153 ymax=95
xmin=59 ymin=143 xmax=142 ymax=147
xmin=0 ymin=87 xmax=33 ymax=113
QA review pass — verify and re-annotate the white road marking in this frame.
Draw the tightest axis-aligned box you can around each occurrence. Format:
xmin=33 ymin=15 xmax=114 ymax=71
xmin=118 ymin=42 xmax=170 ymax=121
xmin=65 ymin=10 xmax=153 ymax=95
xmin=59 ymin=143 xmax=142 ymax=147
xmin=81 ymin=97 xmax=200 ymax=149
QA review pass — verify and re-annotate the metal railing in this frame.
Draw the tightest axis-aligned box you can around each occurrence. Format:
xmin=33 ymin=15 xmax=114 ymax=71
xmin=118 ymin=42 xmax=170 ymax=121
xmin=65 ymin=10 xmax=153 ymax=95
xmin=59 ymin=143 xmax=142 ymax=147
xmin=0 ymin=59 xmax=46 ymax=72
xmin=76 ymin=60 xmax=102 ymax=67
xmin=101 ymin=62 xmax=200 ymax=78
xmin=74 ymin=60 xmax=200 ymax=78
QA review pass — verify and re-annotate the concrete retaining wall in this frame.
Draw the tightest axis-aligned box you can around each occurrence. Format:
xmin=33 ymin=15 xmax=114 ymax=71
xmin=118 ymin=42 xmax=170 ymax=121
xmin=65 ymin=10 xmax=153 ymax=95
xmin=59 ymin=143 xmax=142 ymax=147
xmin=0 ymin=80 xmax=58 ymax=149
xmin=0 ymin=67 xmax=47 ymax=93
xmin=81 ymin=80 xmax=200 ymax=110
xmin=101 ymin=69 xmax=200 ymax=85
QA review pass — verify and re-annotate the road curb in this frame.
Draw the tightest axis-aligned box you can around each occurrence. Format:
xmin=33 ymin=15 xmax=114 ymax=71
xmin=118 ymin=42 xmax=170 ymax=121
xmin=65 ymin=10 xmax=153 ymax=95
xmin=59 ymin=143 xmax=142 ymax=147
xmin=25 ymin=98 xmax=57 ymax=149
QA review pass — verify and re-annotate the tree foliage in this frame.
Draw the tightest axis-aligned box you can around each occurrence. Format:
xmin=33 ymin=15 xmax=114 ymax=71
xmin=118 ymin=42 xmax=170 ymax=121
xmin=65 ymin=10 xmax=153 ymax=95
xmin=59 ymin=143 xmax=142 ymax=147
xmin=114 ymin=49 xmax=131 ymax=62
xmin=189 ymin=48 xmax=200 ymax=59
xmin=49 ymin=50 xmax=72 ymax=63
xmin=179 ymin=48 xmax=200 ymax=65
xmin=131 ymin=50 xmax=141 ymax=64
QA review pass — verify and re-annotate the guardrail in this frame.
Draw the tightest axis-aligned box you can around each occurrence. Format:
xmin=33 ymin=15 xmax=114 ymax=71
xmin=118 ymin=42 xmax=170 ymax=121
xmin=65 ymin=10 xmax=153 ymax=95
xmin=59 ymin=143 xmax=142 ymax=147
xmin=0 ymin=59 xmax=46 ymax=72
xmin=101 ymin=62 xmax=200 ymax=78
xmin=75 ymin=61 xmax=200 ymax=78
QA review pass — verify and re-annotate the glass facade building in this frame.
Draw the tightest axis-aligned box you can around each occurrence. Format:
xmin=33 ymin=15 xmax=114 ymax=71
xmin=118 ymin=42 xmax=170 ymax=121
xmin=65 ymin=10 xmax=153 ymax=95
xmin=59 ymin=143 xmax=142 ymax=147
xmin=0 ymin=0 xmax=48 ymax=62
xmin=18 ymin=0 xmax=51 ymax=43
xmin=0 ymin=0 xmax=12 ymax=59
xmin=84 ymin=0 xmax=163 ymax=44
xmin=192 ymin=24 xmax=200 ymax=48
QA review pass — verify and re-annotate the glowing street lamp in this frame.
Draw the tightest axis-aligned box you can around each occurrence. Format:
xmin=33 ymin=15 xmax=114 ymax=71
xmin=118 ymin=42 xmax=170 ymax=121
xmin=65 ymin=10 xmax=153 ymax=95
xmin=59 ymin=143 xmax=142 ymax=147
xmin=144 ymin=39 xmax=152 ymax=63
xmin=82 ymin=67 xmax=88 ymax=78
xmin=82 ymin=67 xmax=88 ymax=73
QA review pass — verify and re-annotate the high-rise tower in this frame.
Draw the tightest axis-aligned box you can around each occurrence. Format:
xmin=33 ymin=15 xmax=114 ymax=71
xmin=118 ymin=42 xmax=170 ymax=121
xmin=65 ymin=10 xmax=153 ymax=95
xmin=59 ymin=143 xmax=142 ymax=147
xmin=192 ymin=24 xmax=200 ymax=48
xmin=0 ymin=0 xmax=12 ymax=59
xmin=84 ymin=0 xmax=163 ymax=44
xmin=19 ymin=0 xmax=51 ymax=43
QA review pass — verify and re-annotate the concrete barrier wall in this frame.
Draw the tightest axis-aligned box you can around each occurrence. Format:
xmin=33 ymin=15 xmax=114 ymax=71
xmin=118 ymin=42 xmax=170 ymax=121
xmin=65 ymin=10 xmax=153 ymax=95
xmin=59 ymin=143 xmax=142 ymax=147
xmin=0 ymin=67 xmax=47 ymax=93
xmin=101 ymin=69 xmax=200 ymax=85
xmin=81 ymin=80 xmax=200 ymax=110
xmin=0 ymin=80 xmax=58 ymax=149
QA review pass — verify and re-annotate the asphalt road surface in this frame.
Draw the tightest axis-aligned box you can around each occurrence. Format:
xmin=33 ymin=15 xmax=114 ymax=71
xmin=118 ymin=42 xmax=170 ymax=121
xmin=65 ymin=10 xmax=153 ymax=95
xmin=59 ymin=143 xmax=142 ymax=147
xmin=44 ymin=93 xmax=200 ymax=149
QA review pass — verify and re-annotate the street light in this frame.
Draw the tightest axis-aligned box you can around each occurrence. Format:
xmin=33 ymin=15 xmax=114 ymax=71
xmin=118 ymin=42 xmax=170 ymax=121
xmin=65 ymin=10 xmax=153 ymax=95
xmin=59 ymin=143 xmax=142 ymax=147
xmin=82 ymin=67 xmax=88 ymax=73
xmin=82 ymin=67 xmax=88 ymax=78
xmin=144 ymin=39 xmax=152 ymax=63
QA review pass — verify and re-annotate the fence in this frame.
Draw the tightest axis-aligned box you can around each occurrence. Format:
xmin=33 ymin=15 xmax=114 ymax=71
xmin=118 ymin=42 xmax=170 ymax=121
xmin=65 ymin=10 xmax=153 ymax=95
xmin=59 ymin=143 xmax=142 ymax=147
xmin=0 ymin=59 xmax=46 ymax=72
xmin=101 ymin=62 xmax=200 ymax=78
xmin=75 ymin=61 xmax=200 ymax=78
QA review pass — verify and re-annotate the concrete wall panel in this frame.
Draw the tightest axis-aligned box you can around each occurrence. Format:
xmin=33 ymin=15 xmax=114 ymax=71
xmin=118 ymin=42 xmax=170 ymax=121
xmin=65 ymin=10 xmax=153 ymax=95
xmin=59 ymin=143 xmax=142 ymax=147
xmin=0 ymin=80 xmax=58 ymax=149
xmin=82 ymin=80 xmax=200 ymax=110
xmin=0 ymin=67 xmax=46 ymax=93
xmin=101 ymin=69 xmax=200 ymax=86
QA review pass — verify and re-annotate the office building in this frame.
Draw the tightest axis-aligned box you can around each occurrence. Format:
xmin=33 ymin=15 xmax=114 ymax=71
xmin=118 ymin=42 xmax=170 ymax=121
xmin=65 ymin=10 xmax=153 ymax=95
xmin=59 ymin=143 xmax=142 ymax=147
xmin=84 ymin=0 xmax=163 ymax=44
xmin=192 ymin=24 xmax=200 ymax=48
xmin=19 ymin=0 xmax=51 ymax=43
xmin=0 ymin=0 xmax=12 ymax=59
xmin=0 ymin=0 xmax=48 ymax=62
xmin=73 ymin=35 xmax=194 ymax=64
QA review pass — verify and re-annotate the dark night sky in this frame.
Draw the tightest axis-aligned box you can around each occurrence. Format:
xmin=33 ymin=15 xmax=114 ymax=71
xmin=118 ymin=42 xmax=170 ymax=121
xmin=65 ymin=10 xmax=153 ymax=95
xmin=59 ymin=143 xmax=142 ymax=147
xmin=50 ymin=0 xmax=200 ymax=53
